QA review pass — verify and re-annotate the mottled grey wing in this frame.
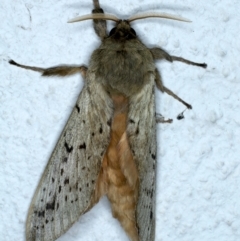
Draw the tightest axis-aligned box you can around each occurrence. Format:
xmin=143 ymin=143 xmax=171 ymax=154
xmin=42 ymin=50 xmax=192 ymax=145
xmin=26 ymin=75 xmax=113 ymax=241
xmin=127 ymin=75 xmax=157 ymax=241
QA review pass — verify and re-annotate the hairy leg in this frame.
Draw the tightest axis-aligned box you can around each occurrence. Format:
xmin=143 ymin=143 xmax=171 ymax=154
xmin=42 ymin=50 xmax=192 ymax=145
xmin=150 ymin=47 xmax=207 ymax=68
xmin=155 ymin=68 xmax=192 ymax=109
xmin=9 ymin=60 xmax=87 ymax=78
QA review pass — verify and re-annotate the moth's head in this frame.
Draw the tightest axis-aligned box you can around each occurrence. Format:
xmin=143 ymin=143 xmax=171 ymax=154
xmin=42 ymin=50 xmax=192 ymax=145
xmin=108 ymin=20 xmax=136 ymax=40
xmin=68 ymin=12 xmax=191 ymax=40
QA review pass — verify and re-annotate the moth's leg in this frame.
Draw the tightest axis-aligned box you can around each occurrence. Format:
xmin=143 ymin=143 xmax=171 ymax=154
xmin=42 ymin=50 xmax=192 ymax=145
xmin=154 ymin=68 xmax=164 ymax=92
xmin=163 ymin=85 xmax=192 ymax=109
xmin=171 ymin=56 xmax=207 ymax=68
xmin=92 ymin=0 xmax=108 ymax=40
xmin=150 ymin=47 xmax=207 ymax=68
xmin=155 ymin=68 xmax=192 ymax=109
xmin=9 ymin=60 xmax=87 ymax=78
xmin=156 ymin=113 xmax=173 ymax=123
xmin=150 ymin=47 xmax=173 ymax=62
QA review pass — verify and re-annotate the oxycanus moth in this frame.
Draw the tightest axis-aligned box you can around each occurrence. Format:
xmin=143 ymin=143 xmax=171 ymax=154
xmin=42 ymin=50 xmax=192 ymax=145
xmin=9 ymin=0 xmax=207 ymax=240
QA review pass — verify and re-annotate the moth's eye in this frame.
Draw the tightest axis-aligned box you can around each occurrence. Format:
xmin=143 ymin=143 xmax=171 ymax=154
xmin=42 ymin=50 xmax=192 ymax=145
xmin=130 ymin=28 xmax=136 ymax=36
xmin=109 ymin=27 xmax=117 ymax=36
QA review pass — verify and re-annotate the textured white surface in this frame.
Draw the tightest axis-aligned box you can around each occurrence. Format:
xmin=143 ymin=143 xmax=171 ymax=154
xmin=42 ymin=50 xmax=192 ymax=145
xmin=0 ymin=0 xmax=240 ymax=241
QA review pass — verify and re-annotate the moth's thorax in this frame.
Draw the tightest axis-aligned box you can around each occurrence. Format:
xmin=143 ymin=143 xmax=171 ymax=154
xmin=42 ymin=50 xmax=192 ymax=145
xmin=88 ymin=34 xmax=155 ymax=97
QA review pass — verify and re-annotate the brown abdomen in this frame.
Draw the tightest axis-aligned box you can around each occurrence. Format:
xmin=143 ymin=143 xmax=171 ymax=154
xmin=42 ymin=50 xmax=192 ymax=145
xmin=94 ymin=94 xmax=139 ymax=241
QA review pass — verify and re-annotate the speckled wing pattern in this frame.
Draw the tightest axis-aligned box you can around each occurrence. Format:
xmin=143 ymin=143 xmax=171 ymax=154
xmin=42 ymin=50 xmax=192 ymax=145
xmin=26 ymin=74 xmax=113 ymax=241
xmin=127 ymin=75 xmax=157 ymax=241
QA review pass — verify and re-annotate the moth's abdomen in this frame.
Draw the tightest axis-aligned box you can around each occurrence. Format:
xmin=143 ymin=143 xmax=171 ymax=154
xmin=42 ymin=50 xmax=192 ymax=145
xmin=94 ymin=94 xmax=139 ymax=241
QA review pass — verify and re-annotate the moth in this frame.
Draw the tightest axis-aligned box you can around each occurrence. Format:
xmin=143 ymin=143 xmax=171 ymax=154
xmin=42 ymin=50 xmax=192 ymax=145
xmin=9 ymin=0 xmax=207 ymax=240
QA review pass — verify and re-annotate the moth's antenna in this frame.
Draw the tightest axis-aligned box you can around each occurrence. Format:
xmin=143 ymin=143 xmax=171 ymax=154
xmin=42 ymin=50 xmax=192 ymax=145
xmin=68 ymin=13 xmax=119 ymax=23
xmin=128 ymin=12 xmax=191 ymax=23
xmin=93 ymin=0 xmax=100 ymax=9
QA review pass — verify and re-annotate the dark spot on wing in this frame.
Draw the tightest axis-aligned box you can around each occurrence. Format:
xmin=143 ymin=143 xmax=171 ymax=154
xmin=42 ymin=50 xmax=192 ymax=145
xmin=150 ymin=190 xmax=153 ymax=198
xmin=43 ymin=188 xmax=46 ymax=192
xmin=62 ymin=157 xmax=68 ymax=163
xmin=92 ymin=132 xmax=95 ymax=136
xmin=129 ymin=119 xmax=135 ymax=124
xmin=152 ymin=86 xmax=154 ymax=94
xmin=145 ymin=189 xmax=153 ymax=198
xmin=65 ymin=196 xmax=68 ymax=202
xmin=61 ymin=169 xmax=64 ymax=176
xmin=135 ymin=127 xmax=139 ymax=135
xmin=38 ymin=211 xmax=45 ymax=217
xmin=135 ymin=121 xmax=140 ymax=135
xmin=83 ymin=120 xmax=86 ymax=124
xmin=58 ymin=186 xmax=61 ymax=193
xmin=151 ymin=154 xmax=156 ymax=160
xmin=52 ymin=178 xmax=55 ymax=183
xmin=99 ymin=126 xmax=103 ymax=134
xmin=150 ymin=211 xmax=153 ymax=220
xmin=45 ymin=220 xmax=49 ymax=224
xmin=64 ymin=178 xmax=69 ymax=185
xmin=76 ymin=105 xmax=80 ymax=113
xmin=107 ymin=119 xmax=112 ymax=126
xmin=65 ymin=141 xmax=73 ymax=153
xmin=57 ymin=203 xmax=59 ymax=210
xmin=46 ymin=196 xmax=56 ymax=210
xmin=79 ymin=143 xmax=86 ymax=149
